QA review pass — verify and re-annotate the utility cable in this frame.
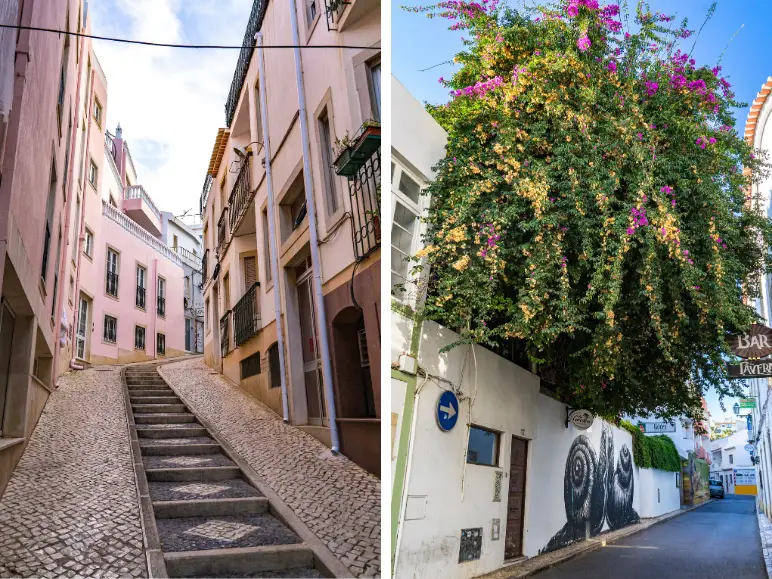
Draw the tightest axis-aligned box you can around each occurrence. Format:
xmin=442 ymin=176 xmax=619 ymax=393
xmin=0 ymin=24 xmax=378 ymax=50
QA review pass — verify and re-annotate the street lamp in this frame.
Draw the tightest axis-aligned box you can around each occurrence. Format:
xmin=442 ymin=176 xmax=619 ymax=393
xmin=733 ymin=402 xmax=740 ymax=416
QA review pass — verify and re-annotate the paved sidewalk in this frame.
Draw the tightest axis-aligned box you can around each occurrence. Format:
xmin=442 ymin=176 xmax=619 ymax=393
xmin=0 ymin=367 xmax=146 ymax=578
xmin=758 ymin=509 xmax=772 ymax=577
xmin=159 ymin=357 xmax=381 ymax=578
xmin=479 ymin=500 xmax=715 ymax=579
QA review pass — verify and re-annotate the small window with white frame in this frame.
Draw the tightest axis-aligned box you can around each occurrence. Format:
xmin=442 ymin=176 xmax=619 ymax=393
xmin=368 ymin=60 xmax=381 ymax=122
xmin=88 ymin=159 xmax=98 ymax=187
xmin=134 ymin=325 xmax=146 ymax=350
xmin=84 ymin=227 xmax=93 ymax=259
xmin=391 ymin=162 xmax=425 ymax=302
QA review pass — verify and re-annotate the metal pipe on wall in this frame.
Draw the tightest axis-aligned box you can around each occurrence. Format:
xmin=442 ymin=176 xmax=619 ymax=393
xmin=287 ymin=0 xmax=340 ymax=453
xmin=256 ymin=32 xmax=290 ymax=423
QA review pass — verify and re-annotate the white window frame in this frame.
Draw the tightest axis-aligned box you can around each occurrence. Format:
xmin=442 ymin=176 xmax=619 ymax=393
xmin=391 ymin=161 xmax=428 ymax=306
xmin=84 ymin=228 xmax=93 ymax=259
xmin=88 ymin=159 xmax=98 ymax=187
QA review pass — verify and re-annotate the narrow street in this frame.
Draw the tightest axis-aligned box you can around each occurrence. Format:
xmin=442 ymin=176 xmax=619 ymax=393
xmin=534 ymin=496 xmax=765 ymax=578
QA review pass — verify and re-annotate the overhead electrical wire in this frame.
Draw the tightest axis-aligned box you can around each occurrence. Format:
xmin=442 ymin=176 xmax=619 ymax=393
xmin=0 ymin=24 xmax=378 ymax=50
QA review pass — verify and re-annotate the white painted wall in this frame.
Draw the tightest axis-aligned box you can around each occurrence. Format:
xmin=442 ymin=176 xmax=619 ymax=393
xmin=636 ymin=468 xmax=679 ymax=518
xmin=628 ymin=414 xmax=695 ymax=459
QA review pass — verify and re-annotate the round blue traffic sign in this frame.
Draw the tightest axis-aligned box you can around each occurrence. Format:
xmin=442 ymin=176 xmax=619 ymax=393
xmin=436 ymin=390 xmax=459 ymax=431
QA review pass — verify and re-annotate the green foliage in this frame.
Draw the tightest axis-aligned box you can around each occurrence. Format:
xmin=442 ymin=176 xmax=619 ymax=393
xmin=619 ymin=420 xmax=681 ymax=471
xmin=408 ymin=0 xmax=772 ymax=420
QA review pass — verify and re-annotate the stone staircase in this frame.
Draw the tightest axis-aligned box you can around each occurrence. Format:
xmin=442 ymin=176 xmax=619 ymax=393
xmin=123 ymin=365 xmax=333 ymax=578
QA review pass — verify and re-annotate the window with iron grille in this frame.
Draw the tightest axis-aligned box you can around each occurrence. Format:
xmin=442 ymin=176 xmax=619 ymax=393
xmin=89 ymin=159 xmax=98 ymax=187
xmin=157 ymin=333 xmax=166 ymax=356
xmin=104 ymin=315 xmax=117 ymax=343
xmin=157 ymin=277 xmax=166 ymax=317
xmin=136 ymin=265 xmax=147 ymax=309
xmin=42 ymin=160 xmax=58 ymax=281
xmin=268 ymin=343 xmax=281 ymax=388
xmin=106 ymin=249 xmax=119 ymax=296
xmin=134 ymin=326 xmax=146 ymax=350
xmin=240 ymin=351 xmax=261 ymax=379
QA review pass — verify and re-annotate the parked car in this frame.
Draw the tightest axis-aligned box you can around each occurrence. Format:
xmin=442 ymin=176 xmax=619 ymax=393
xmin=709 ymin=479 xmax=725 ymax=499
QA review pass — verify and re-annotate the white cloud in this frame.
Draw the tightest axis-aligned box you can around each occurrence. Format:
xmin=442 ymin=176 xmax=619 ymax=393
xmin=89 ymin=0 xmax=253 ymax=217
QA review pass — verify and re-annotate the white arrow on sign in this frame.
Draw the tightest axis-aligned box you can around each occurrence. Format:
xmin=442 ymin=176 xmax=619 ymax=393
xmin=440 ymin=403 xmax=456 ymax=419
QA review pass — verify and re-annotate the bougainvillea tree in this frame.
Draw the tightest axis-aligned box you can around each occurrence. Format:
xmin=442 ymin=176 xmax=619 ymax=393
xmin=406 ymin=0 xmax=772 ymax=419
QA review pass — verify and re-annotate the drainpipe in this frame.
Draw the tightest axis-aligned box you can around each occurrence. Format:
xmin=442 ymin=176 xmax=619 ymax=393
xmin=53 ymin=16 xmax=88 ymax=380
xmin=256 ymin=32 xmax=289 ymax=423
xmin=287 ymin=0 xmax=340 ymax=453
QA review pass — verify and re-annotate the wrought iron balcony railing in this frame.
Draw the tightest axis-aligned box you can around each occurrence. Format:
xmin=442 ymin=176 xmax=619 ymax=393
xmin=225 ymin=0 xmax=269 ymax=127
xmin=220 ymin=310 xmax=231 ymax=358
xmin=106 ymin=271 xmax=119 ymax=297
xmin=323 ymin=0 xmax=351 ymax=30
xmin=234 ymin=282 xmax=260 ymax=346
xmin=125 ymin=185 xmax=161 ymax=221
xmin=157 ymin=296 xmax=166 ymax=317
xmin=229 ymin=156 xmax=252 ymax=233
xmin=348 ymin=146 xmax=381 ymax=260
xmin=200 ymin=174 xmax=213 ymax=217
xmin=217 ymin=207 xmax=229 ymax=257
xmin=201 ymin=249 xmax=209 ymax=283
xmin=136 ymin=286 xmax=146 ymax=309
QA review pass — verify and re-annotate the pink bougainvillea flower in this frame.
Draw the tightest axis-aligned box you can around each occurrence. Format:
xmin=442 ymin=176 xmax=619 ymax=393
xmin=607 ymin=61 xmax=617 ymax=73
xmin=577 ymin=34 xmax=591 ymax=52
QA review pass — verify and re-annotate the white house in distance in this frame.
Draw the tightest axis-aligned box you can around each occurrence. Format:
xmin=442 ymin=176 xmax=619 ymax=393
xmin=390 ymin=77 xmax=681 ymax=579
xmin=710 ymin=423 xmax=756 ymax=495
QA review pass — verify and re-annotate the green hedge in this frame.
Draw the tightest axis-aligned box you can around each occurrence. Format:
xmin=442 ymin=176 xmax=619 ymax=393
xmin=619 ymin=420 xmax=681 ymax=472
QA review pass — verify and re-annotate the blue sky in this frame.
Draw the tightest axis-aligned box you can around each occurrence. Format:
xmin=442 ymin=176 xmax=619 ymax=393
xmin=392 ymin=0 xmax=772 ymax=420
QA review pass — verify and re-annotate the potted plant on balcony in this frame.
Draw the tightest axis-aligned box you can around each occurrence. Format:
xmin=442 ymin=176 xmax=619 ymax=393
xmin=326 ymin=0 xmax=348 ymax=15
xmin=333 ymin=120 xmax=381 ymax=177
xmin=333 ymin=133 xmax=357 ymax=177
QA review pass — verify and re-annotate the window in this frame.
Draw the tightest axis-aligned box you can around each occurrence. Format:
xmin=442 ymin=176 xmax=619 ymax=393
xmin=262 ymin=210 xmax=272 ymax=282
xmin=88 ymin=159 xmax=98 ymax=187
xmin=109 ymin=194 xmax=117 ymax=207
xmin=305 ymin=0 xmax=318 ymax=23
xmin=729 ymin=454 xmax=734 ymax=464
xmin=42 ymin=159 xmax=58 ymax=281
xmin=369 ymin=61 xmax=381 ymax=121
xmin=391 ymin=164 xmax=423 ymax=299
xmin=318 ymin=110 xmax=339 ymax=215
xmin=240 ymin=351 xmax=261 ymax=379
xmin=136 ymin=265 xmax=147 ymax=309
xmin=157 ymin=333 xmax=166 ymax=356
xmin=125 ymin=174 xmax=131 ymax=188
xmin=84 ymin=228 xmax=93 ymax=258
xmin=103 ymin=315 xmax=117 ymax=343
xmin=106 ymin=249 xmax=119 ymax=296
xmin=205 ymin=298 xmax=210 ymax=332
xmin=223 ymin=274 xmax=231 ymax=311
xmin=71 ymin=194 xmax=81 ymax=262
xmin=157 ymin=277 xmax=166 ymax=316
xmin=51 ymin=229 xmax=62 ymax=317
xmin=93 ymin=97 xmax=103 ymax=127
xmin=254 ymin=81 xmax=264 ymax=144
xmin=466 ymin=426 xmax=500 ymax=467
xmin=57 ymin=21 xmax=70 ymax=134
xmin=68 ymin=275 xmax=75 ymax=303
xmin=134 ymin=325 xmax=146 ymax=350
xmin=268 ymin=343 xmax=281 ymax=388
xmin=172 ymin=234 xmax=178 ymax=250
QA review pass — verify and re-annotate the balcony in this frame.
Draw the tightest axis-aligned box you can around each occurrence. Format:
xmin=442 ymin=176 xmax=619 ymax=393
xmin=217 ymin=207 xmax=230 ymax=258
xmin=157 ymin=295 xmax=166 ymax=317
xmin=346 ymin=145 xmax=381 ymax=260
xmin=124 ymin=185 xmax=162 ymax=237
xmin=136 ymin=286 xmax=146 ymax=309
xmin=234 ymin=282 xmax=260 ymax=346
xmin=323 ymin=0 xmax=372 ymax=31
xmin=175 ymin=246 xmax=203 ymax=271
xmin=106 ymin=271 xmax=119 ymax=297
xmin=228 ymin=156 xmax=255 ymax=237
xmin=102 ymin=201 xmax=183 ymax=268
xmin=220 ymin=310 xmax=231 ymax=358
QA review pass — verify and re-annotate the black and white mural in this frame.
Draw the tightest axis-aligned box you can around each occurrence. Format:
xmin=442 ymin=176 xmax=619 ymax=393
xmin=541 ymin=424 xmax=640 ymax=554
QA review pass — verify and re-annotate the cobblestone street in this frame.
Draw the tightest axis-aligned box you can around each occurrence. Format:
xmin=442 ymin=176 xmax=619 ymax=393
xmin=159 ymin=358 xmax=381 ymax=578
xmin=0 ymin=367 xmax=146 ymax=578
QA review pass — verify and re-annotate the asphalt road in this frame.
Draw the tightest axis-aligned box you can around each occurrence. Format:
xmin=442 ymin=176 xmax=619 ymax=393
xmin=534 ymin=495 xmax=765 ymax=578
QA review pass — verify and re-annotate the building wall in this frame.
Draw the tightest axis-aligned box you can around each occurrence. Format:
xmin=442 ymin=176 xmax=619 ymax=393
xmin=636 ymin=467 xmax=680 ymax=518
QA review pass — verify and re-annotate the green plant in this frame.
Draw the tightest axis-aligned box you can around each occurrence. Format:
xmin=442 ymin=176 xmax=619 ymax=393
xmin=326 ymin=0 xmax=347 ymax=14
xmin=408 ymin=0 xmax=772 ymax=420
xmin=619 ymin=420 xmax=681 ymax=471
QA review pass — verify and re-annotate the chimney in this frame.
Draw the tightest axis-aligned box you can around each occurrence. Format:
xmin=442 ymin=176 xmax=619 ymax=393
xmin=113 ymin=123 xmax=126 ymax=185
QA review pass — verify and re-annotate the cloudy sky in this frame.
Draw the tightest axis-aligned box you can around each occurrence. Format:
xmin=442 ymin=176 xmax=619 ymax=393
xmin=89 ymin=0 xmax=254 ymax=220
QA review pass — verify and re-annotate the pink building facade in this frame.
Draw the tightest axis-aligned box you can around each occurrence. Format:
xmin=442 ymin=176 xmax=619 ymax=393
xmin=0 ymin=0 xmax=185 ymax=497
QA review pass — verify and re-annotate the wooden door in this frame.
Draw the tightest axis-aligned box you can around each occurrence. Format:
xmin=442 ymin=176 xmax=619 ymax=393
xmin=505 ymin=436 xmax=528 ymax=559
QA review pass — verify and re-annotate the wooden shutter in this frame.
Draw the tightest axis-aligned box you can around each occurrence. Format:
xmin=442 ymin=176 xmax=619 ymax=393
xmin=244 ymin=256 xmax=256 ymax=289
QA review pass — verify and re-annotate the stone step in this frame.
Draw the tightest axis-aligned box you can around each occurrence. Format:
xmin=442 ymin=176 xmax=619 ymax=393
xmin=142 ymin=442 xmax=222 ymax=456
xmin=134 ymin=413 xmax=197 ymax=424
xmin=136 ymin=426 xmax=209 ymax=439
xmin=153 ymin=497 xmax=269 ymax=519
xmin=143 ymin=454 xmax=235 ymax=470
xmin=133 ymin=404 xmax=187 ymax=414
xmin=148 ymin=479 xmax=263 ymax=502
xmin=163 ymin=544 xmax=315 ymax=578
xmin=130 ymin=396 xmax=181 ymax=404
xmin=129 ymin=389 xmax=174 ymax=397
xmin=145 ymin=466 xmax=242 ymax=482
xmin=127 ymin=380 xmax=169 ymax=386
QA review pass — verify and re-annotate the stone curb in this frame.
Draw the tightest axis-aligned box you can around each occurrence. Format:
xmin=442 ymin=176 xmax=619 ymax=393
xmin=157 ymin=361 xmax=353 ymax=579
xmin=757 ymin=510 xmax=772 ymax=578
xmin=477 ymin=499 xmax=716 ymax=579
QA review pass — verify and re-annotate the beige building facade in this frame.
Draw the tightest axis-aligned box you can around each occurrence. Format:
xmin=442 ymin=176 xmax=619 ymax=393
xmin=201 ymin=0 xmax=381 ymax=476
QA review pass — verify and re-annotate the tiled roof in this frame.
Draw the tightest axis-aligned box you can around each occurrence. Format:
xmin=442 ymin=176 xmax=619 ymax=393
xmin=207 ymin=128 xmax=230 ymax=177
xmin=744 ymin=77 xmax=772 ymax=145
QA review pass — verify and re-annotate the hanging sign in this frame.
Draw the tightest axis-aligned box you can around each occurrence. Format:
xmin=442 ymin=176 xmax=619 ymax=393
xmin=745 ymin=444 xmax=756 ymax=453
xmin=740 ymin=398 xmax=757 ymax=409
xmin=569 ymin=409 xmax=594 ymax=430
xmin=640 ymin=422 xmax=677 ymax=433
xmin=436 ymin=390 xmax=459 ymax=432
xmin=727 ymin=361 xmax=772 ymax=380
xmin=728 ymin=324 xmax=772 ymax=359
xmin=747 ymin=414 xmax=754 ymax=433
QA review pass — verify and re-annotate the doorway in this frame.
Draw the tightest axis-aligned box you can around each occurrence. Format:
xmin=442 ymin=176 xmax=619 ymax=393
xmin=75 ymin=296 xmax=89 ymax=360
xmin=296 ymin=257 xmax=326 ymax=425
xmin=505 ymin=436 xmax=528 ymax=559
xmin=0 ymin=300 xmax=16 ymax=437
